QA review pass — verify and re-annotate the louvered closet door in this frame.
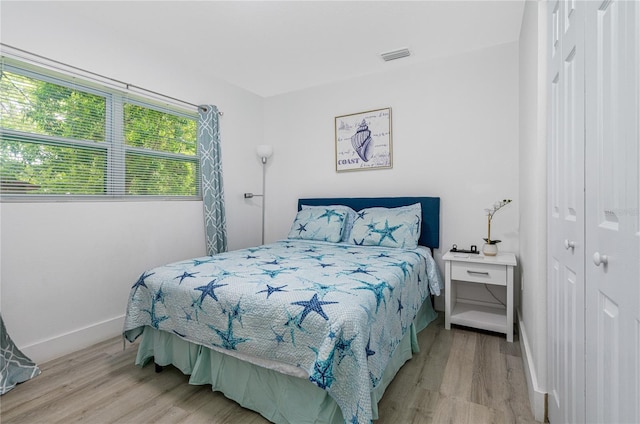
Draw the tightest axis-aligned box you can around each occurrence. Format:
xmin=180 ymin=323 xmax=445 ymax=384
xmin=547 ymin=1 xmax=586 ymax=423
xmin=585 ymin=1 xmax=640 ymax=422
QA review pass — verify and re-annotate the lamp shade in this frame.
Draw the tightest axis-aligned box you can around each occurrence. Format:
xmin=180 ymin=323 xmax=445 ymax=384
xmin=256 ymin=145 xmax=273 ymax=160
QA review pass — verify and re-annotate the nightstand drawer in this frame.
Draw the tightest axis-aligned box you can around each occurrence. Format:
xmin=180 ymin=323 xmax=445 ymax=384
xmin=450 ymin=262 xmax=507 ymax=286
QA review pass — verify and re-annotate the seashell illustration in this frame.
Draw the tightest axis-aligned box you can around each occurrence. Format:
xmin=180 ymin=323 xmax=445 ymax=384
xmin=351 ymin=119 xmax=373 ymax=162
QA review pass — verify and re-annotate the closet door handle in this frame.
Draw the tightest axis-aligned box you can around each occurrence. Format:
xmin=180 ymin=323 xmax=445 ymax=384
xmin=593 ymin=252 xmax=608 ymax=266
xmin=564 ymin=239 xmax=576 ymax=250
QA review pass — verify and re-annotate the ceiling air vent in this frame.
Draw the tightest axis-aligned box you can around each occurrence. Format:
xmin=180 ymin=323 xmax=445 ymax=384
xmin=380 ymin=48 xmax=411 ymax=62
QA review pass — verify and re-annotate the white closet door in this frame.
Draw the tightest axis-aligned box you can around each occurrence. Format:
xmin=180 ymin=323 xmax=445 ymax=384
xmin=547 ymin=1 xmax=586 ymax=423
xmin=585 ymin=1 xmax=640 ymax=422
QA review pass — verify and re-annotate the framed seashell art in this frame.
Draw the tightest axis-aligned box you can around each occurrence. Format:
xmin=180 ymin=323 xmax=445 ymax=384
xmin=335 ymin=107 xmax=392 ymax=172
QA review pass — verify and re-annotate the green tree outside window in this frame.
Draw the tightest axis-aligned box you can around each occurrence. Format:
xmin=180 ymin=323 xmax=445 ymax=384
xmin=0 ymin=66 xmax=198 ymax=196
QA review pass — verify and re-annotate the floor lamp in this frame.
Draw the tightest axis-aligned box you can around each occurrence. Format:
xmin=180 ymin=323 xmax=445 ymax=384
xmin=244 ymin=145 xmax=273 ymax=245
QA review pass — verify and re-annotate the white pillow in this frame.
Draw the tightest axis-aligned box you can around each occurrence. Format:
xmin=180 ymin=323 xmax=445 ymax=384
xmin=301 ymin=204 xmax=357 ymax=242
xmin=287 ymin=207 xmax=348 ymax=243
xmin=348 ymin=203 xmax=422 ymax=249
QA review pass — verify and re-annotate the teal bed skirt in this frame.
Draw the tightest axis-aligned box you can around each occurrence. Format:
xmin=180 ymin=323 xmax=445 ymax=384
xmin=134 ymin=300 xmax=438 ymax=423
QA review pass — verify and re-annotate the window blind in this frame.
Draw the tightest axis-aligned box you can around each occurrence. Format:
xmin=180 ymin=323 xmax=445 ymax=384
xmin=0 ymin=58 xmax=199 ymax=199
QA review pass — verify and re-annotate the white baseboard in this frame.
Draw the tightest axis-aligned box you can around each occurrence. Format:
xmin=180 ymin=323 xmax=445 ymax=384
xmin=518 ymin=314 xmax=547 ymax=422
xmin=21 ymin=314 xmax=125 ymax=364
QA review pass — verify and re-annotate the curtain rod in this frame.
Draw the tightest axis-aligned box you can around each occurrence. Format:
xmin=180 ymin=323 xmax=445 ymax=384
xmin=0 ymin=43 xmax=222 ymax=115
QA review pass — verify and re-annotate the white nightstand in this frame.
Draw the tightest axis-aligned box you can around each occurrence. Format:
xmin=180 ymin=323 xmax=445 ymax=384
xmin=443 ymin=250 xmax=517 ymax=342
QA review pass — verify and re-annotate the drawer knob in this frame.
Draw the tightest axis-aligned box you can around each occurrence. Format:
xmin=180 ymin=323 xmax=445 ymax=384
xmin=467 ymin=270 xmax=490 ymax=276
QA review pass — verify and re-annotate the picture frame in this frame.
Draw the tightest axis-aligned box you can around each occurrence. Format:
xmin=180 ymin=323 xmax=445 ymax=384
xmin=335 ymin=107 xmax=392 ymax=172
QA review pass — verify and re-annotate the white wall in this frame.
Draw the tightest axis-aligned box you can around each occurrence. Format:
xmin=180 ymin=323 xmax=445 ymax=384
xmin=263 ymin=42 xmax=520 ymax=308
xmin=518 ymin=1 xmax=547 ymax=421
xmin=0 ymin=3 xmax=265 ymax=362
xmin=1 ymin=201 xmax=205 ymax=360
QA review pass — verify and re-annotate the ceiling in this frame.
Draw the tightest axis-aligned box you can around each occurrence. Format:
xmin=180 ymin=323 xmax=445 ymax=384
xmin=2 ymin=1 xmax=525 ymax=98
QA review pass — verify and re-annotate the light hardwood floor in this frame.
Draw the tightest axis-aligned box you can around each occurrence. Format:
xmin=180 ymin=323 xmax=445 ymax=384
xmin=0 ymin=316 xmax=539 ymax=424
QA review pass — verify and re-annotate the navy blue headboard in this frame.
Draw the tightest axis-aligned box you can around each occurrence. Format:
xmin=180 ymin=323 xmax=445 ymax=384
xmin=297 ymin=196 xmax=440 ymax=249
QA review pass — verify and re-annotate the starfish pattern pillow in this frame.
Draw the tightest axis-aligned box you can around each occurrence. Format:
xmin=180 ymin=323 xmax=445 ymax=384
xmin=301 ymin=204 xmax=357 ymax=242
xmin=349 ymin=203 xmax=422 ymax=249
xmin=287 ymin=207 xmax=348 ymax=243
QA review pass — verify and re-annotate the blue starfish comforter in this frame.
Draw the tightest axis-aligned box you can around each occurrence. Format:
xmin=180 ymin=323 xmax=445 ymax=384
xmin=123 ymin=240 xmax=442 ymax=424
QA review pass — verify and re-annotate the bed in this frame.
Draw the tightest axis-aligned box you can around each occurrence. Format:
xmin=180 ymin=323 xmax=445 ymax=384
xmin=123 ymin=196 xmax=441 ymax=424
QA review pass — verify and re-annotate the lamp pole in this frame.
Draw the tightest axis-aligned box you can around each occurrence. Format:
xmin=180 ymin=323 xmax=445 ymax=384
xmin=244 ymin=145 xmax=273 ymax=246
xmin=261 ymin=155 xmax=267 ymax=245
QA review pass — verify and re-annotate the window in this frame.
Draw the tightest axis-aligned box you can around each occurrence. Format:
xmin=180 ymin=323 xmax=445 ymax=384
xmin=0 ymin=60 xmax=199 ymax=198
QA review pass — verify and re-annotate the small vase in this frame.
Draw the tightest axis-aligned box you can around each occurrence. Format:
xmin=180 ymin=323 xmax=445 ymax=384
xmin=482 ymin=243 xmax=498 ymax=256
